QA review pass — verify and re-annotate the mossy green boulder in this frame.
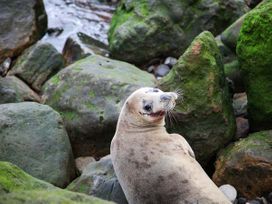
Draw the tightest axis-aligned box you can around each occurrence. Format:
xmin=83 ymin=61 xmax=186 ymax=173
xmin=8 ymin=42 xmax=64 ymax=92
xmin=159 ymin=31 xmax=236 ymax=166
xmin=0 ymin=102 xmax=75 ymax=187
xmin=236 ymin=1 xmax=272 ymax=131
xmin=43 ymin=55 xmax=155 ymax=158
xmin=213 ymin=131 xmax=272 ymax=199
xmin=0 ymin=162 xmax=114 ymax=204
xmin=109 ymin=0 xmax=248 ymax=65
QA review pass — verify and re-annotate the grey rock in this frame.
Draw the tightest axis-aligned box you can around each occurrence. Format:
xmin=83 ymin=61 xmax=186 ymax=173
xmin=232 ymin=93 xmax=247 ymax=117
xmin=235 ymin=117 xmax=249 ymax=139
xmin=0 ymin=0 xmax=47 ymax=63
xmin=75 ymin=157 xmax=96 ymax=174
xmin=8 ymin=42 xmax=64 ymax=92
xmin=219 ymin=184 xmax=237 ymax=203
xmin=43 ymin=55 xmax=155 ymax=157
xmin=67 ymin=155 xmax=128 ymax=204
xmin=164 ymin=57 xmax=177 ymax=68
xmin=155 ymin=64 xmax=170 ymax=77
xmin=0 ymin=102 xmax=75 ymax=187
xmin=0 ymin=58 xmax=11 ymax=76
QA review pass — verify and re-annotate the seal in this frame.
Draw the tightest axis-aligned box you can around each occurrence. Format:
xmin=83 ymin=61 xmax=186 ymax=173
xmin=110 ymin=87 xmax=231 ymax=204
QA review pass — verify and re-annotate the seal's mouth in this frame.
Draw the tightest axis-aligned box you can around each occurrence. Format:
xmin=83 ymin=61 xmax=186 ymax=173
xmin=139 ymin=111 xmax=165 ymax=117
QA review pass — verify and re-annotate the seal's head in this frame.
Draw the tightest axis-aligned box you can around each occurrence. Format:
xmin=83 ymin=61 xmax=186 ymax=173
xmin=123 ymin=87 xmax=178 ymax=126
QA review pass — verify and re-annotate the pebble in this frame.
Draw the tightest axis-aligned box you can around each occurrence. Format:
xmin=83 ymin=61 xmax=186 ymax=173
xmin=235 ymin=117 xmax=249 ymax=139
xmin=219 ymin=184 xmax=237 ymax=203
xmin=164 ymin=56 xmax=177 ymax=67
xmin=154 ymin=64 xmax=170 ymax=77
xmin=0 ymin=58 xmax=11 ymax=76
xmin=237 ymin=197 xmax=247 ymax=204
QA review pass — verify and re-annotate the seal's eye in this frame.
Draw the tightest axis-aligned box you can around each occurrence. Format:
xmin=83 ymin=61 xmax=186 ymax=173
xmin=143 ymin=104 xmax=152 ymax=112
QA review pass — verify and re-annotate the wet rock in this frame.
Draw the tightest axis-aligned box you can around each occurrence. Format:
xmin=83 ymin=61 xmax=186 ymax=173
xmin=67 ymin=155 xmax=127 ymax=204
xmin=233 ymin=93 xmax=247 ymax=117
xmin=219 ymin=184 xmax=237 ymax=203
xmin=63 ymin=32 xmax=109 ymax=66
xmin=213 ymin=130 xmax=272 ymax=199
xmin=236 ymin=1 xmax=272 ymax=131
xmin=159 ymin=31 xmax=236 ymax=166
xmin=221 ymin=14 xmax=246 ymax=52
xmin=0 ymin=76 xmax=41 ymax=104
xmin=109 ymin=0 xmax=248 ymax=65
xmin=164 ymin=57 xmax=177 ymax=68
xmin=235 ymin=117 xmax=249 ymax=139
xmin=75 ymin=157 xmax=96 ymax=174
xmin=244 ymin=0 xmax=263 ymax=8
xmin=0 ymin=0 xmax=47 ymax=64
xmin=0 ymin=58 xmax=11 ymax=76
xmin=43 ymin=55 xmax=155 ymax=158
xmin=154 ymin=64 xmax=170 ymax=77
xmin=0 ymin=162 xmax=114 ymax=204
xmin=0 ymin=102 xmax=75 ymax=187
xmin=8 ymin=42 xmax=64 ymax=92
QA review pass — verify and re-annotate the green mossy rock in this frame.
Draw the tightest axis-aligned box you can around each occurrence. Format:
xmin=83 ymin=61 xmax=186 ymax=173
xmin=0 ymin=162 xmax=114 ymax=204
xmin=109 ymin=0 xmax=248 ymax=65
xmin=8 ymin=42 xmax=64 ymax=92
xmin=159 ymin=31 xmax=236 ymax=166
xmin=236 ymin=1 xmax=272 ymax=131
xmin=213 ymin=131 xmax=272 ymax=199
xmin=0 ymin=102 xmax=75 ymax=187
xmin=0 ymin=0 xmax=47 ymax=63
xmin=43 ymin=55 xmax=155 ymax=158
xmin=0 ymin=76 xmax=40 ymax=104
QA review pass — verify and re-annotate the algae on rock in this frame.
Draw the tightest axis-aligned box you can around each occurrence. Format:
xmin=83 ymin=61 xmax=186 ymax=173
xmin=159 ymin=31 xmax=236 ymax=166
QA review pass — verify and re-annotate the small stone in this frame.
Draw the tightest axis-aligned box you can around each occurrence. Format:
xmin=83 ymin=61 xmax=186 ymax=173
xmin=237 ymin=197 xmax=247 ymax=204
xmin=0 ymin=58 xmax=11 ymax=76
xmin=75 ymin=156 xmax=96 ymax=174
xmin=219 ymin=184 xmax=237 ymax=203
xmin=154 ymin=64 xmax=170 ymax=77
xmin=235 ymin=117 xmax=249 ymax=139
xmin=232 ymin=93 xmax=247 ymax=117
xmin=147 ymin=65 xmax=155 ymax=73
xmin=246 ymin=199 xmax=262 ymax=204
xmin=164 ymin=57 xmax=177 ymax=68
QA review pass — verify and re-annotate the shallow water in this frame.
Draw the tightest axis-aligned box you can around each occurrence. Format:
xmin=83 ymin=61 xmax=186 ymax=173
xmin=41 ymin=0 xmax=117 ymax=52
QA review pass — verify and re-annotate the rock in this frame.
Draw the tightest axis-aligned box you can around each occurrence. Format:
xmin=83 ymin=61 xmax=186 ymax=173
xmin=235 ymin=117 xmax=249 ymax=139
xmin=75 ymin=157 xmax=96 ymax=174
xmin=238 ymin=197 xmax=248 ymax=204
xmin=244 ymin=0 xmax=263 ymax=8
xmin=8 ymin=42 xmax=64 ymax=92
xmin=43 ymin=55 xmax=155 ymax=158
xmin=0 ymin=76 xmax=41 ymax=104
xmin=0 ymin=58 xmax=11 ymax=76
xmin=164 ymin=57 xmax=177 ymax=68
xmin=0 ymin=0 xmax=47 ymax=64
xmin=0 ymin=102 xmax=75 ymax=187
xmin=233 ymin=93 xmax=247 ymax=117
xmin=154 ymin=64 xmax=170 ymax=77
xmin=246 ymin=200 xmax=262 ymax=204
xmin=267 ymin=192 xmax=272 ymax=203
xmin=236 ymin=1 xmax=272 ymax=131
xmin=63 ymin=32 xmax=110 ymax=66
xmin=221 ymin=14 xmax=246 ymax=52
xmin=219 ymin=184 xmax=237 ymax=203
xmin=159 ymin=31 xmax=236 ymax=166
xmin=109 ymin=0 xmax=248 ymax=65
xmin=213 ymin=130 xmax=272 ymax=199
xmin=68 ymin=155 xmax=127 ymax=204
xmin=0 ymin=161 xmax=114 ymax=204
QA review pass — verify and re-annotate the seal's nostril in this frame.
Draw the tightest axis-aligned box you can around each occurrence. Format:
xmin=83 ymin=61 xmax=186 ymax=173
xmin=160 ymin=94 xmax=172 ymax=101
xmin=143 ymin=104 xmax=152 ymax=112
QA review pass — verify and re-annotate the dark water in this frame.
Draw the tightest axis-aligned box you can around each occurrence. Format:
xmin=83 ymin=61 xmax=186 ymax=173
xmin=41 ymin=0 xmax=117 ymax=52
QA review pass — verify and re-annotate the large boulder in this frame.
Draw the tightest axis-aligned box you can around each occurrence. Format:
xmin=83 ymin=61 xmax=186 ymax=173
xmin=236 ymin=0 xmax=272 ymax=131
xmin=68 ymin=155 xmax=127 ymax=204
xmin=0 ymin=102 xmax=75 ymax=187
xmin=159 ymin=31 xmax=236 ymax=166
xmin=0 ymin=162 xmax=114 ymax=204
xmin=109 ymin=0 xmax=248 ymax=65
xmin=43 ymin=55 xmax=155 ymax=157
xmin=8 ymin=42 xmax=64 ymax=92
xmin=0 ymin=76 xmax=40 ymax=104
xmin=0 ymin=0 xmax=47 ymax=64
xmin=213 ymin=130 xmax=272 ymax=199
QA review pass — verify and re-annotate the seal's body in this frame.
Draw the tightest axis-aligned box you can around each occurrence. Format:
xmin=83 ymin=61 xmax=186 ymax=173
xmin=111 ymin=87 xmax=230 ymax=204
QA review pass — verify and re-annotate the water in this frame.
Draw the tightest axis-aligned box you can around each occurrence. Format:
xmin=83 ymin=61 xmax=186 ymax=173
xmin=41 ymin=0 xmax=117 ymax=52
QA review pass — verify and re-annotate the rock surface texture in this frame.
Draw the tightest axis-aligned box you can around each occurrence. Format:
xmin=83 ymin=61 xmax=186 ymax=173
xmin=213 ymin=130 xmax=272 ymax=199
xmin=0 ymin=0 xmax=47 ymax=63
xmin=109 ymin=0 xmax=248 ymax=65
xmin=0 ymin=102 xmax=75 ymax=187
xmin=237 ymin=0 xmax=272 ymax=131
xmin=159 ymin=31 xmax=236 ymax=166
xmin=43 ymin=55 xmax=155 ymax=158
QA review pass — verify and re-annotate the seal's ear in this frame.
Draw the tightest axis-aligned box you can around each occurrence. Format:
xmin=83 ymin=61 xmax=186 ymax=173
xmin=126 ymin=101 xmax=133 ymax=113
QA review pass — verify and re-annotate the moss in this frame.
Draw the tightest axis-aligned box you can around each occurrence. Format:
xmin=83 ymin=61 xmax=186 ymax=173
xmin=86 ymin=103 xmax=96 ymax=111
xmin=60 ymin=111 xmax=77 ymax=121
xmin=50 ymin=74 xmax=60 ymax=85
